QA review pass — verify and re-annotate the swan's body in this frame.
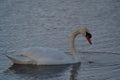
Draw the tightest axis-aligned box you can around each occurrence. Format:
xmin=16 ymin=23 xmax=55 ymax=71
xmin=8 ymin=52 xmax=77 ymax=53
xmin=7 ymin=27 xmax=92 ymax=65
xmin=7 ymin=47 xmax=78 ymax=65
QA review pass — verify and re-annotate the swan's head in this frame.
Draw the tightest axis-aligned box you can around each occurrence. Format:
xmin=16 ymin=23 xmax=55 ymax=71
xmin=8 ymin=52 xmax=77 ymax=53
xmin=78 ymin=27 xmax=92 ymax=44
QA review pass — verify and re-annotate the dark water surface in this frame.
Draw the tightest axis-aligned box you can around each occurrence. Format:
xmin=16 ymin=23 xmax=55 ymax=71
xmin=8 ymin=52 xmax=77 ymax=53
xmin=0 ymin=0 xmax=120 ymax=80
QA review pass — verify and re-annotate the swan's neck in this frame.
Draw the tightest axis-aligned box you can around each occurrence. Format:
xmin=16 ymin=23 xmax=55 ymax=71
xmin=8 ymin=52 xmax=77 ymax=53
xmin=69 ymin=29 xmax=80 ymax=59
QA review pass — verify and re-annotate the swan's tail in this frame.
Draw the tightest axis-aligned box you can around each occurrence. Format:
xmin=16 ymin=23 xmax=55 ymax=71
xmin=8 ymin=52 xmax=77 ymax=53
xmin=6 ymin=55 xmax=22 ymax=64
xmin=6 ymin=54 xmax=32 ymax=64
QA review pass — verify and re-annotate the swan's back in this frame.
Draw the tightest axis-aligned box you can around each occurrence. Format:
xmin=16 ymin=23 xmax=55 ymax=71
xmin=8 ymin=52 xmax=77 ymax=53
xmin=7 ymin=47 xmax=78 ymax=65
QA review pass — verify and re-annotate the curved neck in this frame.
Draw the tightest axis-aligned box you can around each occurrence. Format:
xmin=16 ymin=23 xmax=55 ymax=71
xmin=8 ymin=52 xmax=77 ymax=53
xmin=69 ymin=29 xmax=80 ymax=59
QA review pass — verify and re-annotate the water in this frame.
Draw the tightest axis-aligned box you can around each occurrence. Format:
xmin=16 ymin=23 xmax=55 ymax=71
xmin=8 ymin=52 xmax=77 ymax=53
xmin=0 ymin=0 xmax=120 ymax=80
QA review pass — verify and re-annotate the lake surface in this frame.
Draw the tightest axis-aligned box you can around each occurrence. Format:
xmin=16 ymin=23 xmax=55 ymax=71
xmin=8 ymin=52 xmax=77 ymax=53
xmin=0 ymin=0 xmax=120 ymax=80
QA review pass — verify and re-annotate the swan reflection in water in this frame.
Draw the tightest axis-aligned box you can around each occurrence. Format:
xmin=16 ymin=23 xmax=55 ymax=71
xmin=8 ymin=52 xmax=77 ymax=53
xmin=8 ymin=63 xmax=81 ymax=80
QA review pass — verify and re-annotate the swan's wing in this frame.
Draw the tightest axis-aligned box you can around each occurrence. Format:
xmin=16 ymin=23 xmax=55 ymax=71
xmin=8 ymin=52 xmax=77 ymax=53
xmin=6 ymin=54 xmax=35 ymax=64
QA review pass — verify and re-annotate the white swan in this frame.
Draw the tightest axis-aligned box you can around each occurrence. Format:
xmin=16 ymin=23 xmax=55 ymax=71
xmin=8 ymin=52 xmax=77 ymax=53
xmin=6 ymin=27 xmax=92 ymax=65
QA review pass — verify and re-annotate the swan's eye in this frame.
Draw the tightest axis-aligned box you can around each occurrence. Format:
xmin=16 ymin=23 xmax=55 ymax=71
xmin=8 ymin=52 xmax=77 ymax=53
xmin=86 ymin=32 xmax=92 ymax=38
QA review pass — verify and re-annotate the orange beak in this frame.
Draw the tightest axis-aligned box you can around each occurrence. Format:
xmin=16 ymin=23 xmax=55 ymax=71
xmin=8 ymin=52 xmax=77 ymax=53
xmin=86 ymin=36 xmax=92 ymax=44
